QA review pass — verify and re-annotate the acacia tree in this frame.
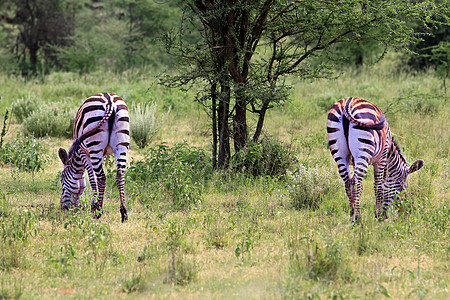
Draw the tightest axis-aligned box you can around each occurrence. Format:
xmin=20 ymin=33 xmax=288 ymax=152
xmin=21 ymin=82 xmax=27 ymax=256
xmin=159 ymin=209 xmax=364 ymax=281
xmin=0 ymin=0 xmax=75 ymax=74
xmin=163 ymin=0 xmax=447 ymax=168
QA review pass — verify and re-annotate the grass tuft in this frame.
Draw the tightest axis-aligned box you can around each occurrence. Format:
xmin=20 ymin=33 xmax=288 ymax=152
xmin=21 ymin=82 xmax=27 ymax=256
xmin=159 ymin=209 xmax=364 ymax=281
xmin=130 ymin=102 xmax=170 ymax=149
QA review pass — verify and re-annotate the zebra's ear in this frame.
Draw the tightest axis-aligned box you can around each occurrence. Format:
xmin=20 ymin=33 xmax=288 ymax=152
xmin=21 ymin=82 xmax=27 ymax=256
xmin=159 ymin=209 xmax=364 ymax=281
xmin=58 ymin=148 xmax=69 ymax=165
xmin=408 ymin=160 xmax=424 ymax=174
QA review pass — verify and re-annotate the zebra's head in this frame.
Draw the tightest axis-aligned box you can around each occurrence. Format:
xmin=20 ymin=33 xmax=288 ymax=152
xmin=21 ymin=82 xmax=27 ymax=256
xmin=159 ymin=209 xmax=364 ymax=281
xmin=58 ymin=148 xmax=86 ymax=210
xmin=383 ymin=141 xmax=424 ymax=203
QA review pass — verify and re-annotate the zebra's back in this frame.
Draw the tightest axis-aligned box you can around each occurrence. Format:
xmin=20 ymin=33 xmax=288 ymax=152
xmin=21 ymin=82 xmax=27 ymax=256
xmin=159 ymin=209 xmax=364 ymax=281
xmin=72 ymin=93 xmax=129 ymax=156
xmin=327 ymin=97 xmax=389 ymax=166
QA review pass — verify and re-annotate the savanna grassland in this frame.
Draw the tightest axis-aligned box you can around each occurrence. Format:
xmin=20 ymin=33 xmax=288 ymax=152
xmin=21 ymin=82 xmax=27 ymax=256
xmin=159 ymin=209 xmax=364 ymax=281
xmin=0 ymin=60 xmax=449 ymax=299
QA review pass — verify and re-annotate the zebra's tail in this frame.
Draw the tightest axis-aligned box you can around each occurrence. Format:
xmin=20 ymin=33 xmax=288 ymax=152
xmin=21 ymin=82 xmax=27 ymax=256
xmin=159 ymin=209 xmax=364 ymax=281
xmin=68 ymin=94 xmax=113 ymax=159
xmin=343 ymin=98 xmax=386 ymax=130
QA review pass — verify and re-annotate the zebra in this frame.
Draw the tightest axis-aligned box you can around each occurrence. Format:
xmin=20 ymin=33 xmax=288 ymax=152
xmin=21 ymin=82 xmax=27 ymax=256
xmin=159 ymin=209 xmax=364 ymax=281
xmin=327 ymin=97 xmax=423 ymax=222
xmin=58 ymin=93 xmax=130 ymax=222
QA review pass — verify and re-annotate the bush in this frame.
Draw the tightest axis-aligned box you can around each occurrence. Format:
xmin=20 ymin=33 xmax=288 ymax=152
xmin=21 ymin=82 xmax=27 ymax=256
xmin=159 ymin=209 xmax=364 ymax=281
xmin=127 ymin=143 xmax=212 ymax=210
xmin=22 ymin=103 xmax=75 ymax=138
xmin=130 ymin=102 xmax=170 ymax=149
xmin=12 ymin=97 xmax=38 ymax=123
xmin=286 ymin=164 xmax=340 ymax=210
xmin=0 ymin=135 xmax=48 ymax=173
xmin=230 ymin=138 xmax=296 ymax=177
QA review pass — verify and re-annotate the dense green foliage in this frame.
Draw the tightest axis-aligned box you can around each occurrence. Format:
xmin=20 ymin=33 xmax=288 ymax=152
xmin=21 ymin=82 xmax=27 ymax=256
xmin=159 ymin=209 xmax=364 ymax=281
xmin=0 ymin=0 xmax=75 ymax=75
xmin=127 ymin=143 xmax=213 ymax=211
xmin=286 ymin=164 xmax=340 ymax=210
xmin=0 ymin=0 xmax=183 ymax=74
xmin=230 ymin=138 xmax=296 ymax=177
xmin=22 ymin=103 xmax=75 ymax=138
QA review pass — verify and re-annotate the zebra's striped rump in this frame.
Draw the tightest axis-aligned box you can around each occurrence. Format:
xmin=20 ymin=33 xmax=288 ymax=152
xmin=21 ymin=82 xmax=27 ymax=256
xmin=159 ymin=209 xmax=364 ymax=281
xmin=58 ymin=93 xmax=130 ymax=222
xmin=327 ymin=97 xmax=423 ymax=222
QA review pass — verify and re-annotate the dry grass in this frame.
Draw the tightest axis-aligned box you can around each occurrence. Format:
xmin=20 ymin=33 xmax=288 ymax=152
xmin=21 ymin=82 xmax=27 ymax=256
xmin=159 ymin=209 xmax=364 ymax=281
xmin=0 ymin=65 xmax=449 ymax=299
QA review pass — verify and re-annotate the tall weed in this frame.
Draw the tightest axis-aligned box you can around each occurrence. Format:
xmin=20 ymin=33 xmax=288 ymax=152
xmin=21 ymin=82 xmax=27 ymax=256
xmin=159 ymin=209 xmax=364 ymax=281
xmin=203 ymin=213 xmax=230 ymax=249
xmin=288 ymin=232 xmax=351 ymax=282
xmin=122 ymin=273 xmax=144 ymax=293
xmin=12 ymin=97 xmax=38 ymax=123
xmin=0 ymin=135 xmax=48 ymax=173
xmin=164 ymin=221 xmax=197 ymax=286
xmin=130 ymin=102 xmax=171 ymax=148
xmin=61 ymin=209 xmax=113 ymax=276
xmin=0 ymin=280 xmax=23 ymax=299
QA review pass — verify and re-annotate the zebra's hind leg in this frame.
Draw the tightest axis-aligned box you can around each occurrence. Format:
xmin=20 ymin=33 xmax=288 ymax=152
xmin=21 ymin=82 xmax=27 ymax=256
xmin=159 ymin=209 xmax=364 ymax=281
xmin=116 ymin=166 xmax=128 ymax=222
xmin=351 ymin=162 xmax=369 ymax=223
xmin=351 ymin=176 xmax=362 ymax=223
xmin=344 ymin=179 xmax=355 ymax=218
xmin=92 ymin=167 xmax=106 ymax=219
xmin=337 ymin=162 xmax=356 ymax=220
xmin=346 ymin=175 xmax=362 ymax=223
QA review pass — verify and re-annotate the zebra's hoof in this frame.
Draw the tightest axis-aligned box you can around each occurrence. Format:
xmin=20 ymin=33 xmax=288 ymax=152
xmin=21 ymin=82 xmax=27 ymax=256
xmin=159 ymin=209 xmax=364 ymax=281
xmin=121 ymin=214 xmax=128 ymax=223
xmin=94 ymin=212 xmax=103 ymax=219
xmin=351 ymin=214 xmax=361 ymax=224
xmin=120 ymin=207 xmax=128 ymax=223
xmin=61 ymin=203 xmax=71 ymax=210
xmin=375 ymin=210 xmax=387 ymax=222
xmin=92 ymin=207 xmax=103 ymax=219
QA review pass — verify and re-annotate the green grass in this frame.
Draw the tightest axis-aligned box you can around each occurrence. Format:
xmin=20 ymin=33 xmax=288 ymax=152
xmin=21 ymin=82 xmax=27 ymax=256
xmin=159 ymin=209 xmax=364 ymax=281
xmin=0 ymin=61 xmax=448 ymax=299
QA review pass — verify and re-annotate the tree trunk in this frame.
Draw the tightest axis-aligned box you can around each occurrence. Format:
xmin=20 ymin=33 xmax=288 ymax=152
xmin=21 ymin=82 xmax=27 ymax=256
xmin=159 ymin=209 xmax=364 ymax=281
xmin=211 ymin=82 xmax=218 ymax=169
xmin=29 ymin=44 xmax=39 ymax=73
xmin=233 ymin=88 xmax=247 ymax=152
xmin=218 ymin=84 xmax=231 ymax=168
xmin=252 ymin=101 xmax=270 ymax=143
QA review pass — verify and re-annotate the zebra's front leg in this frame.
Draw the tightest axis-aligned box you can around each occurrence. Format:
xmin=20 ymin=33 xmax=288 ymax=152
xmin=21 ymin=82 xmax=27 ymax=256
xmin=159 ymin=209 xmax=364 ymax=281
xmin=81 ymin=151 xmax=100 ymax=212
xmin=92 ymin=167 xmax=106 ymax=219
xmin=116 ymin=166 xmax=128 ymax=222
xmin=373 ymin=166 xmax=385 ymax=220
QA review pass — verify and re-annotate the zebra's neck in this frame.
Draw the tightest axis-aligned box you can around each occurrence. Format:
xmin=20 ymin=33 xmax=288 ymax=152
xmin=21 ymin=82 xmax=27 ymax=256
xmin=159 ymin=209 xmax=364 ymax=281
xmin=68 ymin=150 xmax=85 ymax=176
xmin=384 ymin=139 xmax=408 ymax=190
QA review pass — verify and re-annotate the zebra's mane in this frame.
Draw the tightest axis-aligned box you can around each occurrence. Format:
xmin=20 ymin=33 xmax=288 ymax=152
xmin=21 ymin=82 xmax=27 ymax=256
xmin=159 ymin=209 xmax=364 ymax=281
xmin=390 ymin=139 xmax=408 ymax=165
xmin=68 ymin=139 xmax=82 ymax=159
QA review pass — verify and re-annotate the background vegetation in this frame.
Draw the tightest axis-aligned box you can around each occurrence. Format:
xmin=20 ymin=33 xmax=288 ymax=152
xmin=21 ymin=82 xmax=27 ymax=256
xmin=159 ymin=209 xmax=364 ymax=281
xmin=0 ymin=0 xmax=448 ymax=299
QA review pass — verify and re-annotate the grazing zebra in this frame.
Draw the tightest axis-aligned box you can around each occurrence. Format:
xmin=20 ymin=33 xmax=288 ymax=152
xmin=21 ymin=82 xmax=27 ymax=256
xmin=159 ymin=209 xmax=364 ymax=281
xmin=58 ymin=93 xmax=130 ymax=222
xmin=327 ymin=97 xmax=423 ymax=221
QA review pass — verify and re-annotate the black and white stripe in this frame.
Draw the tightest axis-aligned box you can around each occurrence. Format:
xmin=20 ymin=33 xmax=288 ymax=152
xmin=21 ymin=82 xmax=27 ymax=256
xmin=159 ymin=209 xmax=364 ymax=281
xmin=58 ymin=93 xmax=130 ymax=222
xmin=327 ymin=97 xmax=423 ymax=221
